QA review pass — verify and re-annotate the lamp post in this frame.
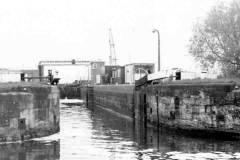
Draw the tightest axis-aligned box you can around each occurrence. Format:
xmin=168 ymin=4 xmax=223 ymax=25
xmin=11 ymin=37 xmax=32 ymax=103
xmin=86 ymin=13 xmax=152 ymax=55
xmin=152 ymin=29 xmax=160 ymax=72
xmin=152 ymin=29 xmax=160 ymax=139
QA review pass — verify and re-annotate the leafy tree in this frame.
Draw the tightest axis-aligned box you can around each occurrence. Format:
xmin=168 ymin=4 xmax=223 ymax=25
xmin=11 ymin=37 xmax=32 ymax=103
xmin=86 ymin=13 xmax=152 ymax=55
xmin=189 ymin=0 xmax=240 ymax=77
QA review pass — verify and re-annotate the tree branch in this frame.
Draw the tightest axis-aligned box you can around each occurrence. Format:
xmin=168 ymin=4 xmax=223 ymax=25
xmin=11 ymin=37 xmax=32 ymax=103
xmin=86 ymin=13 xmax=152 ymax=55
xmin=199 ymin=28 xmax=238 ymax=66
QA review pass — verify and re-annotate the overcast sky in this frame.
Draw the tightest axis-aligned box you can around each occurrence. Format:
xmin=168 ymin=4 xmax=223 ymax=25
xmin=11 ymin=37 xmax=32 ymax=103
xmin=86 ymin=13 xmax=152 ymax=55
xmin=0 ymin=0 xmax=227 ymax=71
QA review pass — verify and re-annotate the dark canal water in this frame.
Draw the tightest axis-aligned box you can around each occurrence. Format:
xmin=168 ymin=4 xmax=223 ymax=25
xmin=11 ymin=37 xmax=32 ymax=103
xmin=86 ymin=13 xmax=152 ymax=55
xmin=2 ymin=99 xmax=240 ymax=160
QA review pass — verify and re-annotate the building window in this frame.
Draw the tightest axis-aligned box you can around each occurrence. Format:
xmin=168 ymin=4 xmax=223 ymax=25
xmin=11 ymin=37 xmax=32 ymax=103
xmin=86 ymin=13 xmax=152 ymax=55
xmin=92 ymin=63 xmax=97 ymax=69
xmin=117 ymin=69 xmax=121 ymax=77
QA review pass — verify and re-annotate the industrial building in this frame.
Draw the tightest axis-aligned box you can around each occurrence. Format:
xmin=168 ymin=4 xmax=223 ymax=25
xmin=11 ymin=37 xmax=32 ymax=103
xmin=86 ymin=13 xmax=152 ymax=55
xmin=0 ymin=68 xmax=38 ymax=83
xmin=90 ymin=61 xmax=105 ymax=84
xmin=0 ymin=69 xmax=21 ymax=82
xmin=38 ymin=60 xmax=105 ymax=84
xmin=103 ymin=65 xmax=125 ymax=84
xmin=20 ymin=69 xmax=39 ymax=82
xmin=112 ymin=66 xmax=125 ymax=84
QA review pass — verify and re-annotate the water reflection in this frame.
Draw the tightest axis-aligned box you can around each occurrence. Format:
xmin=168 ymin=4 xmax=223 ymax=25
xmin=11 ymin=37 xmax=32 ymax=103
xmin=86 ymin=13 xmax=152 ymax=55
xmin=0 ymin=140 xmax=59 ymax=160
xmin=1 ymin=100 xmax=240 ymax=159
xmin=91 ymin=105 xmax=240 ymax=159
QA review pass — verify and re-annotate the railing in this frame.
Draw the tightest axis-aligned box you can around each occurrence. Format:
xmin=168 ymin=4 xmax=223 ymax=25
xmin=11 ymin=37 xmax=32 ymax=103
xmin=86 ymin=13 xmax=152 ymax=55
xmin=21 ymin=76 xmax=60 ymax=85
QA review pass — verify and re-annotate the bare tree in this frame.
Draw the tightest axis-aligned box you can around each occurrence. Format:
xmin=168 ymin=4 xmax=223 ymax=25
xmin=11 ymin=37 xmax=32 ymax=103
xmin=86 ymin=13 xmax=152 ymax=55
xmin=189 ymin=0 xmax=240 ymax=77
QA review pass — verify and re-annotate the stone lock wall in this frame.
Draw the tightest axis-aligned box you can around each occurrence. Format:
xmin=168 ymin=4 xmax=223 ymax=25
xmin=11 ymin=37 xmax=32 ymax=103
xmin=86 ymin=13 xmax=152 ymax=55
xmin=58 ymin=84 xmax=81 ymax=99
xmin=0 ymin=83 xmax=60 ymax=142
xmin=142 ymin=80 xmax=240 ymax=135
xmin=60 ymin=79 xmax=240 ymax=137
xmin=93 ymin=85 xmax=135 ymax=118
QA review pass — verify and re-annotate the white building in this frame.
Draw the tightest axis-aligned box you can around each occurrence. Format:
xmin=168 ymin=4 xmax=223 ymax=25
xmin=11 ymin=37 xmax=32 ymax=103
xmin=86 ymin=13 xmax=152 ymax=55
xmin=148 ymin=68 xmax=218 ymax=81
xmin=125 ymin=63 xmax=154 ymax=84
xmin=0 ymin=69 xmax=21 ymax=82
xmin=38 ymin=60 xmax=105 ymax=84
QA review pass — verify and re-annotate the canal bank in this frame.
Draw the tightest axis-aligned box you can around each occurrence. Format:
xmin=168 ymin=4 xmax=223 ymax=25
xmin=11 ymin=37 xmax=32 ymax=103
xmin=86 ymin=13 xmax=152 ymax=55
xmin=60 ymin=79 xmax=240 ymax=139
xmin=0 ymin=82 xmax=60 ymax=142
xmin=135 ymin=79 xmax=240 ymax=139
xmin=3 ymin=99 xmax=240 ymax=160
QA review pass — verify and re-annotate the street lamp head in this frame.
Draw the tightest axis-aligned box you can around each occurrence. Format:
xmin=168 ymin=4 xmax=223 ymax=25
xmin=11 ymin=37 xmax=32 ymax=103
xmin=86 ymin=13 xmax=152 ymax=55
xmin=152 ymin=29 xmax=158 ymax=33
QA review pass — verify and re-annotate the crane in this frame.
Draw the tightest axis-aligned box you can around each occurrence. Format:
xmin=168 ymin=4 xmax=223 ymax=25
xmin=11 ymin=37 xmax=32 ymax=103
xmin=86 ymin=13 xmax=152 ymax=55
xmin=109 ymin=28 xmax=117 ymax=66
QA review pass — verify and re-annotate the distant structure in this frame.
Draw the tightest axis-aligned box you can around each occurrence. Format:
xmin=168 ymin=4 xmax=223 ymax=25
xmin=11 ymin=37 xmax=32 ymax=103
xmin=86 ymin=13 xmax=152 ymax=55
xmin=148 ymin=68 xmax=218 ymax=82
xmin=103 ymin=65 xmax=124 ymax=84
xmin=90 ymin=61 xmax=105 ymax=84
xmin=0 ymin=69 xmax=21 ymax=82
xmin=125 ymin=63 xmax=155 ymax=84
xmin=20 ymin=69 xmax=39 ymax=82
xmin=109 ymin=28 xmax=117 ymax=66
xmin=0 ymin=68 xmax=38 ymax=83
xmin=38 ymin=60 xmax=105 ymax=84
xmin=38 ymin=60 xmax=91 ymax=84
